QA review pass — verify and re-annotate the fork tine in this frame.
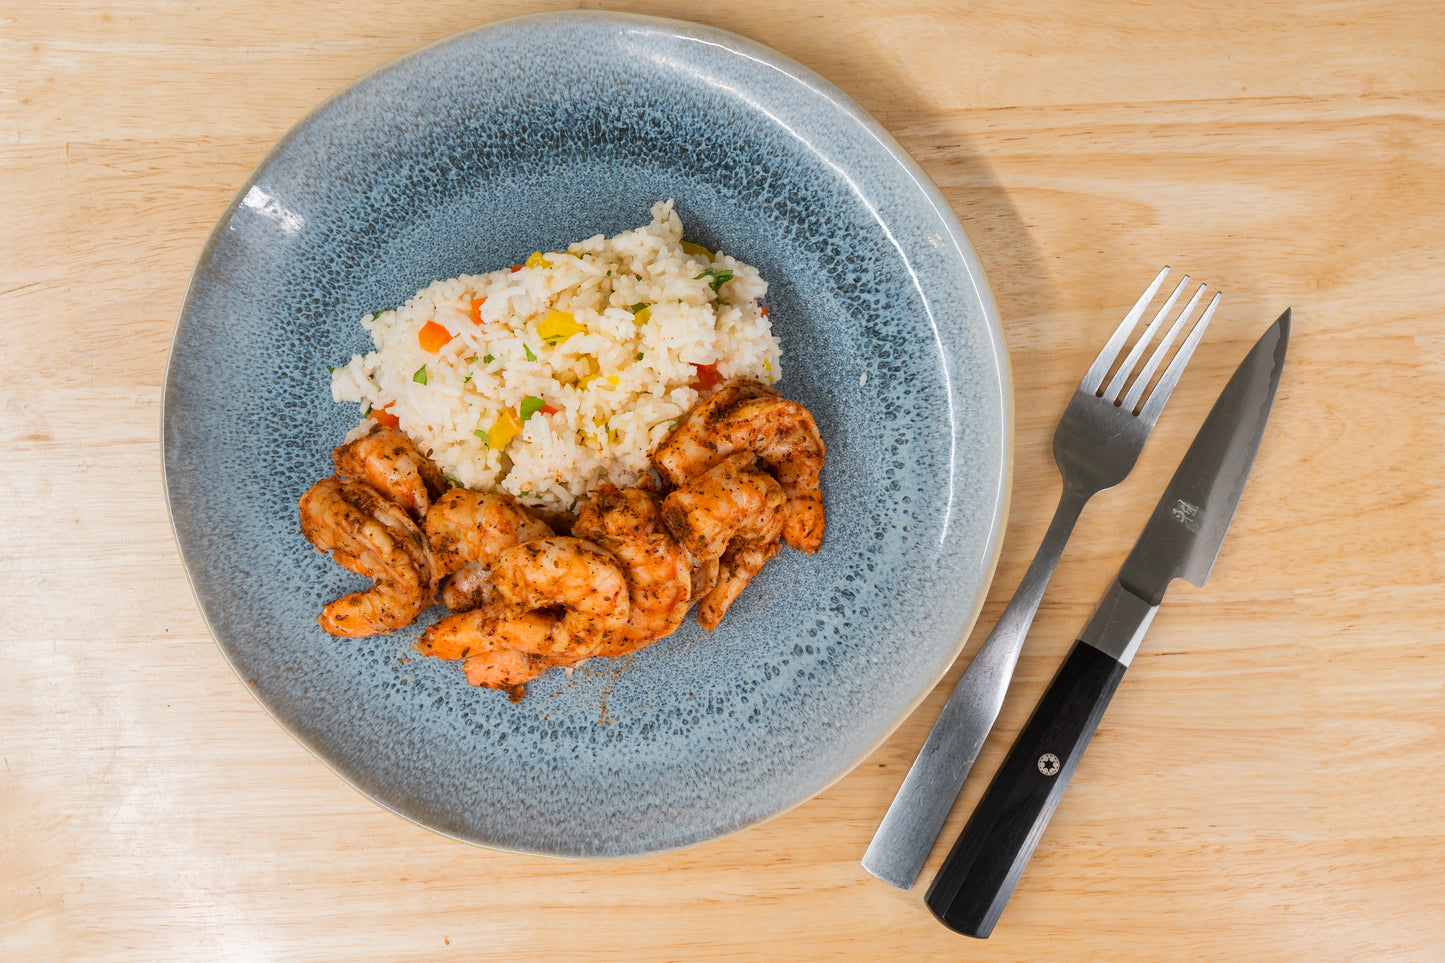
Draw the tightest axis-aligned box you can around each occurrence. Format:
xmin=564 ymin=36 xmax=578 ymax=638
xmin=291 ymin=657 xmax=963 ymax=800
xmin=1121 ymin=282 xmax=1207 ymax=412
xmin=1100 ymin=275 xmax=1190 ymax=403
xmin=1080 ymin=266 xmax=1170 ymax=394
xmin=1136 ymin=289 xmax=1222 ymax=424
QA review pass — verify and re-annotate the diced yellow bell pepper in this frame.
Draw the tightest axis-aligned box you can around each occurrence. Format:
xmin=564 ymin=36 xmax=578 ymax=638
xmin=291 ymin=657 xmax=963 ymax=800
xmin=580 ymin=371 xmax=621 ymax=391
xmin=487 ymin=408 xmax=523 ymax=450
xmin=632 ymin=305 xmax=651 ymax=326
xmin=524 ymin=251 xmax=551 ymax=269
xmin=586 ymin=418 xmax=621 ymax=446
xmin=538 ymin=309 xmax=586 ymax=344
xmin=577 ymin=359 xmax=602 ymax=389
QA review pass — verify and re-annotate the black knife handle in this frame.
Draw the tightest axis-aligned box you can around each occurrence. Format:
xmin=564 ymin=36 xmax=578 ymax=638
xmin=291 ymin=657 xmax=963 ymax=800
xmin=924 ymin=640 xmax=1127 ymax=938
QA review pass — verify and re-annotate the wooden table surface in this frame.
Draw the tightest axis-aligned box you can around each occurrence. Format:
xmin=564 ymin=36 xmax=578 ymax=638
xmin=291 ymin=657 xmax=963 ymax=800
xmin=4 ymin=1 xmax=1443 ymax=959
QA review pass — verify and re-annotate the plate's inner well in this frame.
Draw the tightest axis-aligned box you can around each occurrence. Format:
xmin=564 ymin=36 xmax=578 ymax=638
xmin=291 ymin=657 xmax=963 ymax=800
xmin=164 ymin=13 xmax=1008 ymax=856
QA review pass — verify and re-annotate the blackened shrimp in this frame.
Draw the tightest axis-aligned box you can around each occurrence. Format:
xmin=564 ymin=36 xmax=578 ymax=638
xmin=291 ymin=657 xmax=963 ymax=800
xmin=661 ymin=452 xmax=787 ymax=562
xmin=651 ymin=379 xmax=825 ymax=554
xmin=710 ymin=396 xmax=825 ymax=553
xmin=573 ymin=485 xmax=693 ymax=658
xmin=416 ymin=602 xmax=566 ymax=700
xmin=490 ymin=536 xmax=630 ymax=658
xmin=333 ymin=423 xmax=448 ymax=521
xmin=298 ymin=477 xmax=436 ymax=637
xmin=414 ymin=535 xmax=630 ymax=698
xmin=659 ymin=453 xmax=789 ymax=630
xmin=652 ymin=379 xmax=778 ymax=483
xmin=424 ymin=489 xmax=555 ymax=611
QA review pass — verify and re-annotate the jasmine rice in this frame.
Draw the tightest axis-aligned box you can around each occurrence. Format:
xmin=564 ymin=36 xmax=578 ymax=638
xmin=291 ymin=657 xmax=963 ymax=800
xmin=330 ymin=201 xmax=781 ymax=513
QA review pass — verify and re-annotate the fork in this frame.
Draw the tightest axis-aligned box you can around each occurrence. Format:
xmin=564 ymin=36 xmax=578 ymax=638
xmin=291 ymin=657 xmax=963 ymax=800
xmin=861 ymin=267 xmax=1220 ymax=889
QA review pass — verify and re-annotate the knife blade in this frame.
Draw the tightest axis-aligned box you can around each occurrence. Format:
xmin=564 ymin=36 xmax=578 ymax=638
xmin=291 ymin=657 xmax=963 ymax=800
xmin=924 ymin=309 xmax=1290 ymax=938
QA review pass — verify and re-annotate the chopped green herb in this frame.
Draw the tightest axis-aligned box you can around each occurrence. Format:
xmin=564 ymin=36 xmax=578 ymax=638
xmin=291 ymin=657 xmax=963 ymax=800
xmin=463 ymin=374 xmax=472 ymax=383
xmin=524 ymin=344 xmax=537 ymax=362
xmin=483 ymin=354 xmax=495 ymax=364
xmin=362 ymin=405 xmax=372 ymax=417
xmin=636 ymin=352 xmax=644 ymax=361
xmin=443 ymin=474 xmax=463 ymax=487
xmin=519 ymin=396 xmax=545 ymax=421
xmin=412 ymin=365 xmax=428 ymax=385
xmin=326 ymin=364 xmax=335 ymax=373
xmin=635 ymin=273 xmax=642 ymax=281
xmin=467 ymin=356 xmax=478 ymax=363
xmin=568 ymin=497 xmax=578 ymax=513
xmin=630 ymin=302 xmax=647 ymax=313
xmin=694 ymin=268 xmax=734 ymax=293
xmin=473 ymin=428 xmax=490 ymax=445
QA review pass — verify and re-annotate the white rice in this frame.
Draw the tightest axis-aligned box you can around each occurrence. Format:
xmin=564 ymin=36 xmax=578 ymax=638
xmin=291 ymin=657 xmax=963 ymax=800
xmin=330 ymin=201 xmax=782 ymax=512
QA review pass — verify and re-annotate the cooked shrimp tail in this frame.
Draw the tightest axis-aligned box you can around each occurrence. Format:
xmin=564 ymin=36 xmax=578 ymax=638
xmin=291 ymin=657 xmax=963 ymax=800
xmin=697 ymin=536 xmax=784 ymax=630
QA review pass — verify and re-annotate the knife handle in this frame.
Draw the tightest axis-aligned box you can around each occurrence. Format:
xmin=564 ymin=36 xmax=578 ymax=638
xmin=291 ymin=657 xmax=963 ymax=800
xmin=924 ymin=639 xmax=1127 ymax=938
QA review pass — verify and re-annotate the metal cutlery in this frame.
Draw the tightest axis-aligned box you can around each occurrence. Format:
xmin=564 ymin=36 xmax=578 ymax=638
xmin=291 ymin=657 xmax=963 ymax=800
xmin=863 ymin=268 xmax=1221 ymax=889
xmin=925 ymin=309 xmax=1290 ymax=937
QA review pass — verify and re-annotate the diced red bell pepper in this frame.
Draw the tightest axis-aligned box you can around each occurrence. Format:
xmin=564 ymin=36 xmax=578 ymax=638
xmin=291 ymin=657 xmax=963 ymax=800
xmin=690 ymin=362 xmax=719 ymax=389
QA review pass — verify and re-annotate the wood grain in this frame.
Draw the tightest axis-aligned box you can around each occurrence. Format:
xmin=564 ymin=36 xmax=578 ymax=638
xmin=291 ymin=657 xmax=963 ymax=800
xmin=3 ymin=1 xmax=1443 ymax=959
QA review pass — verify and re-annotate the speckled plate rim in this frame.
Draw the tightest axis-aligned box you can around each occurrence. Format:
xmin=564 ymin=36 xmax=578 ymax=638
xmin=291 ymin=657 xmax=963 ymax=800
xmin=162 ymin=10 xmax=1014 ymax=855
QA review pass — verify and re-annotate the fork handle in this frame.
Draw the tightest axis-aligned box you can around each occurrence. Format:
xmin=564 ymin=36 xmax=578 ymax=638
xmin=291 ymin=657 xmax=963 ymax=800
xmin=860 ymin=484 xmax=1092 ymax=889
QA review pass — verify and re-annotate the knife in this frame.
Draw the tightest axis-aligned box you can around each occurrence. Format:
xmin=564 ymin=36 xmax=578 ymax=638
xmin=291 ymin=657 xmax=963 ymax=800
xmin=924 ymin=309 xmax=1290 ymax=938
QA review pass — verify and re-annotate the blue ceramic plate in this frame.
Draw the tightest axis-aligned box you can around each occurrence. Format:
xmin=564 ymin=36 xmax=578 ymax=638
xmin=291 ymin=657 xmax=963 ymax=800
xmin=163 ymin=11 xmax=1010 ymax=856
